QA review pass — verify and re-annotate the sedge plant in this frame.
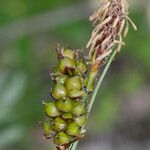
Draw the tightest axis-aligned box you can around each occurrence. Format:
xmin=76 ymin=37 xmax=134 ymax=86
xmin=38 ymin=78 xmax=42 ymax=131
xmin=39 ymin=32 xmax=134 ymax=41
xmin=40 ymin=0 xmax=137 ymax=150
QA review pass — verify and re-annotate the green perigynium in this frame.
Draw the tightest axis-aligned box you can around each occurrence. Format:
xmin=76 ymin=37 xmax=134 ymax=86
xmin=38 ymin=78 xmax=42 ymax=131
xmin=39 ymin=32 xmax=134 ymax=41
xmin=43 ymin=102 xmax=61 ymax=118
xmin=74 ymin=115 xmax=87 ymax=127
xmin=52 ymin=117 xmax=67 ymax=131
xmin=58 ymin=57 xmax=76 ymax=76
xmin=41 ymin=46 xmax=89 ymax=150
xmin=71 ymin=102 xmax=86 ymax=116
xmin=54 ymin=74 xmax=69 ymax=85
xmin=54 ymin=132 xmax=70 ymax=145
xmin=40 ymin=120 xmax=54 ymax=138
xmin=68 ymin=90 xmax=85 ymax=100
xmin=65 ymin=76 xmax=82 ymax=91
xmin=66 ymin=122 xmax=80 ymax=136
xmin=56 ymin=98 xmax=73 ymax=113
xmin=62 ymin=113 xmax=73 ymax=120
xmin=51 ymin=83 xmax=67 ymax=100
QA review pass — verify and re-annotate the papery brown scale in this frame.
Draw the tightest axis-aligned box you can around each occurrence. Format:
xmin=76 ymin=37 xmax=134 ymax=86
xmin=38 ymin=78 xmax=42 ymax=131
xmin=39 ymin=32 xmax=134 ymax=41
xmin=86 ymin=0 xmax=130 ymax=72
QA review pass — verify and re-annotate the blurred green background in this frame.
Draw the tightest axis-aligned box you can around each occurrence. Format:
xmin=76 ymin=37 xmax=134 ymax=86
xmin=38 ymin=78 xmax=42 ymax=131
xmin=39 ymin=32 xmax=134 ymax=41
xmin=0 ymin=0 xmax=150 ymax=150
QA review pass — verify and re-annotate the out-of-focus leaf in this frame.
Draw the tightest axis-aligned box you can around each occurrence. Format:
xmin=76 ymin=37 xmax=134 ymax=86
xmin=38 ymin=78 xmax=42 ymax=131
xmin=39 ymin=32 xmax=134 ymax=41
xmin=94 ymin=93 xmax=119 ymax=130
xmin=119 ymin=70 xmax=145 ymax=93
xmin=0 ymin=73 xmax=27 ymax=123
xmin=0 ymin=125 xmax=26 ymax=148
xmin=54 ymin=20 xmax=91 ymax=47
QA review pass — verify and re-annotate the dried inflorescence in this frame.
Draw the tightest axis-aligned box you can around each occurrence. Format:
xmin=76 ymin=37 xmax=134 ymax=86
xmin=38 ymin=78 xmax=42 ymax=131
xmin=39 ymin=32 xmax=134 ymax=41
xmin=87 ymin=0 xmax=137 ymax=71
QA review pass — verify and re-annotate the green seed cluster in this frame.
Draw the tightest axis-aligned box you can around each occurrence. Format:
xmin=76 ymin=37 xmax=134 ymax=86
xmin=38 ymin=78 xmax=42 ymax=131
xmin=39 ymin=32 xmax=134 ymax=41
xmin=41 ymin=47 xmax=89 ymax=147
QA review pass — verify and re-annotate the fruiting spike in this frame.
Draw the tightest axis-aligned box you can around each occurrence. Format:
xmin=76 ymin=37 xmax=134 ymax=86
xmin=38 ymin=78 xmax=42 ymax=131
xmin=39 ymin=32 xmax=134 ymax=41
xmin=41 ymin=46 xmax=89 ymax=149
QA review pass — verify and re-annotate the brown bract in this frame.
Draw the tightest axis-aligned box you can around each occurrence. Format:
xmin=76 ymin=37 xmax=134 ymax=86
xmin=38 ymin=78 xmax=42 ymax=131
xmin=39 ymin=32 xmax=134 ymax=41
xmin=56 ymin=145 xmax=70 ymax=150
xmin=87 ymin=0 xmax=137 ymax=72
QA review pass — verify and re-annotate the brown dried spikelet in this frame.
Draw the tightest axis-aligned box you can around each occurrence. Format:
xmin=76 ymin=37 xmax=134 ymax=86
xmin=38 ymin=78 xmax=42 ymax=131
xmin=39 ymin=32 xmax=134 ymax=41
xmin=87 ymin=0 xmax=137 ymax=71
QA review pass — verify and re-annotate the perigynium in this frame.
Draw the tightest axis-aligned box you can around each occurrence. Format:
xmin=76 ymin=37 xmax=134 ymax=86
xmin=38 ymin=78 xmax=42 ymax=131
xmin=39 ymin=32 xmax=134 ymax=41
xmin=40 ymin=0 xmax=137 ymax=150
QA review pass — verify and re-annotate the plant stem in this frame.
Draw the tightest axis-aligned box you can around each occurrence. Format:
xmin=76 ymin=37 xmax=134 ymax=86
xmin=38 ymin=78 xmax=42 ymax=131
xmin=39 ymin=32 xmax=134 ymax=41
xmin=82 ymin=71 xmax=97 ymax=102
xmin=70 ymin=50 xmax=117 ymax=150
xmin=88 ymin=50 xmax=117 ymax=114
xmin=70 ymin=141 xmax=78 ymax=150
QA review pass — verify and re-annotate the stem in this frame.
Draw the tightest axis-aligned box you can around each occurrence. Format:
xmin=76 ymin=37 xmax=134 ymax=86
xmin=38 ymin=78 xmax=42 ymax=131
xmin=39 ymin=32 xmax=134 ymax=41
xmin=70 ymin=141 xmax=78 ymax=150
xmin=82 ymin=72 xmax=97 ymax=102
xmin=88 ymin=50 xmax=117 ymax=113
xmin=70 ymin=50 xmax=117 ymax=150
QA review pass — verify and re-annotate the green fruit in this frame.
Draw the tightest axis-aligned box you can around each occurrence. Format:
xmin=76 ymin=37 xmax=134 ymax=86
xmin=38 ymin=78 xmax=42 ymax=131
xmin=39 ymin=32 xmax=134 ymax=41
xmin=56 ymin=98 xmax=73 ymax=113
xmin=53 ymin=117 xmax=67 ymax=131
xmin=62 ymin=113 xmax=73 ymax=120
xmin=52 ymin=83 xmax=67 ymax=100
xmin=58 ymin=57 xmax=76 ymax=76
xmin=68 ymin=90 xmax=85 ymax=99
xmin=75 ymin=61 xmax=87 ymax=74
xmin=74 ymin=116 xmax=87 ymax=127
xmin=40 ymin=121 xmax=54 ymax=138
xmin=66 ymin=122 xmax=80 ymax=136
xmin=72 ymin=102 xmax=86 ymax=116
xmin=62 ymin=49 xmax=76 ymax=60
xmin=55 ymin=74 xmax=68 ymax=84
xmin=65 ymin=76 xmax=82 ymax=91
xmin=43 ymin=102 xmax=60 ymax=117
xmin=54 ymin=132 xmax=70 ymax=145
